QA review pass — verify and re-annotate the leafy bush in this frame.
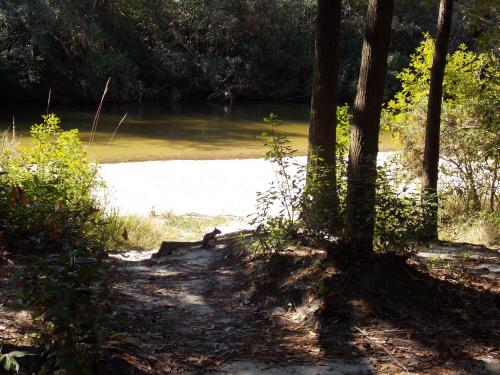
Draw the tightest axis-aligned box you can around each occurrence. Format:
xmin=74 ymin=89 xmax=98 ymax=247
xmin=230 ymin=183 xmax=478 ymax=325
xmin=374 ymin=166 xmax=423 ymax=254
xmin=251 ymin=114 xmax=304 ymax=253
xmin=0 ymin=114 xmax=115 ymax=373
xmin=251 ymin=110 xmax=349 ymax=253
xmin=0 ymin=114 xmax=105 ymax=252
xmin=251 ymin=110 xmax=422 ymax=255
xmin=385 ymin=36 xmax=499 ymax=213
xmin=17 ymin=239 xmax=114 ymax=374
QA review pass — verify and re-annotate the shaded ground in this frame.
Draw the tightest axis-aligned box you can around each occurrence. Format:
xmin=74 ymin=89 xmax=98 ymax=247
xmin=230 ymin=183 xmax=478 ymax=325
xmin=106 ymin=240 xmax=372 ymax=374
xmin=1 ymin=238 xmax=499 ymax=374
xmin=104 ymin=237 xmax=499 ymax=374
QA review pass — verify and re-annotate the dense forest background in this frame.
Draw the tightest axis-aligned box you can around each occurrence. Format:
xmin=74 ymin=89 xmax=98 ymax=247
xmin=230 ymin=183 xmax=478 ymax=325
xmin=0 ymin=0 xmax=496 ymax=104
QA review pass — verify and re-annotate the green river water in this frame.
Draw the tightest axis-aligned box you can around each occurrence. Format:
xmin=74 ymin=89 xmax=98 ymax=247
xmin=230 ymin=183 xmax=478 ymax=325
xmin=1 ymin=102 xmax=396 ymax=163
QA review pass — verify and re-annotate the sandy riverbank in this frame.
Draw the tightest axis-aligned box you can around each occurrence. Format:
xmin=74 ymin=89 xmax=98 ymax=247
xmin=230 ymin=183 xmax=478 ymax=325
xmin=99 ymin=154 xmax=395 ymax=218
xmin=99 ymin=157 xmax=307 ymax=217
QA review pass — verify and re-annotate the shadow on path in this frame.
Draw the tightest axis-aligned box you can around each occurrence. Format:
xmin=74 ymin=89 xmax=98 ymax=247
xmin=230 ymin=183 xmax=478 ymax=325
xmin=317 ymin=249 xmax=500 ymax=374
xmin=109 ymin=243 xmax=372 ymax=374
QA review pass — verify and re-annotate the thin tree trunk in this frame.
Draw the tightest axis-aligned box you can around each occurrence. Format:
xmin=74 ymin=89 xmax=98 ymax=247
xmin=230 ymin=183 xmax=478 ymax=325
xmin=422 ymin=0 xmax=453 ymax=240
xmin=490 ymin=161 xmax=498 ymax=213
xmin=344 ymin=0 xmax=394 ymax=253
xmin=307 ymin=0 xmax=341 ymax=197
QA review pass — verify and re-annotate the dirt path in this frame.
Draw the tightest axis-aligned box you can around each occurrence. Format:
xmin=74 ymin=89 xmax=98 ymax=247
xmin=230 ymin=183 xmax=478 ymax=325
xmin=110 ymin=246 xmax=373 ymax=374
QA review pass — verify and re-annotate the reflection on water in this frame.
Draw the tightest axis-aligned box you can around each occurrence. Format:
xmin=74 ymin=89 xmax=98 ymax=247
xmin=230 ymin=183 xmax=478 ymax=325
xmin=0 ymin=102 xmax=396 ymax=163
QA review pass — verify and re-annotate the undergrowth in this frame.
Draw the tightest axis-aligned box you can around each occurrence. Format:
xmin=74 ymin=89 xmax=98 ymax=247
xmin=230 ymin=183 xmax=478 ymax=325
xmin=440 ymin=211 xmax=500 ymax=247
xmin=250 ymin=113 xmax=423 ymax=256
xmin=0 ymin=114 xmax=115 ymax=373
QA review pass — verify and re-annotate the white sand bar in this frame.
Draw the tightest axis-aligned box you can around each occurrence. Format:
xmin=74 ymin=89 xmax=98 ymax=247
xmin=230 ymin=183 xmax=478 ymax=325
xmin=99 ymin=157 xmax=305 ymax=217
xmin=99 ymin=154 xmax=394 ymax=217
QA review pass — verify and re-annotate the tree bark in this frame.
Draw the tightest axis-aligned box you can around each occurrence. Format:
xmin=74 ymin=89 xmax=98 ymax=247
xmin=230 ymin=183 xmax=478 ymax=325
xmin=307 ymin=0 xmax=341 ymax=196
xmin=344 ymin=0 xmax=394 ymax=252
xmin=422 ymin=0 xmax=453 ymax=240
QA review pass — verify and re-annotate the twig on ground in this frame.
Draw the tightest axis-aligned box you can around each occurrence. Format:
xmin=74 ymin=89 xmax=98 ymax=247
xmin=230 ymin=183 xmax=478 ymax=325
xmin=354 ymin=326 xmax=410 ymax=374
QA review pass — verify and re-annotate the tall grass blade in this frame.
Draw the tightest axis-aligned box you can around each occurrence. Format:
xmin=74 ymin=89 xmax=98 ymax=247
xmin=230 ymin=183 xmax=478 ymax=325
xmin=109 ymin=113 xmax=128 ymax=143
xmin=46 ymin=88 xmax=52 ymax=115
xmin=89 ymin=77 xmax=111 ymax=145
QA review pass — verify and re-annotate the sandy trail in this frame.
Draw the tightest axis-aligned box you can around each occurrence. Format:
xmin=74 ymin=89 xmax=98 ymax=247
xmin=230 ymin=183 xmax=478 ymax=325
xmin=111 ymin=244 xmax=373 ymax=374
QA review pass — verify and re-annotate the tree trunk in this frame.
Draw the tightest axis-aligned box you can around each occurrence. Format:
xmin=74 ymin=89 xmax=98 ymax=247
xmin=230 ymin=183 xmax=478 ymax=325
xmin=421 ymin=0 xmax=453 ymax=240
xmin=490 ymin=161 xmax=498 ymax=213
xmin=344 ymin=0 xmax=394 ymax=252
xmin=307 ymin=0 xmax=341 ymax=197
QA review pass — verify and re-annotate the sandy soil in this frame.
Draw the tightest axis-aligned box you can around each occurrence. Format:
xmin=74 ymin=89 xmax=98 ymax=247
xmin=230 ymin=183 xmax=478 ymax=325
xmin=99 ymin=154 xmax=396 ymax=218
xmin=107 ymin=235 xmax=500 ymax=375
xmin=109 ymin=241 xmax=374 ymax=374
xmin=99 ymin=157 xmax=306 ymax=217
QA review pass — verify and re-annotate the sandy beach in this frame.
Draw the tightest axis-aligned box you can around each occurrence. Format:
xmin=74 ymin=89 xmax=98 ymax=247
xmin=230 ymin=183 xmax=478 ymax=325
xmin=99 ymin=153 xmax=397 ymax=218
xmin=99 ymin=157 xmax=307 ymax=218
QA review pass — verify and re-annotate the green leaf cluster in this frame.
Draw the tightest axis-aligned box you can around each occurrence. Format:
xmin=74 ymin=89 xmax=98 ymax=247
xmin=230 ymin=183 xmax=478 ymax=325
xmin=0 ymin=115 xmax=115 ymax=373
xmin=0 ymin=349 xmax=28 ymax=373
xmin=252 ymin=108 xmax=421 ymax=254
xmin=385 ymin=35 xmax=499 ymax=213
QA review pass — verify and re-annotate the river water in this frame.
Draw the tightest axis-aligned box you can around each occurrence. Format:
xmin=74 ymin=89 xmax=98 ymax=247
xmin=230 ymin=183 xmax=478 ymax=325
xmin=1 ymin=102 xmax=395 ymax=163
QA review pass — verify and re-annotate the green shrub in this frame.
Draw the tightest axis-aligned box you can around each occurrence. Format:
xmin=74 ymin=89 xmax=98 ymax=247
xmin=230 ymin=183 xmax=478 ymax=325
xmin=0 ymin=114 xmax=105 ymax=252
xmin=17 ymin=238 xmax=114 ymax=374
xmin=251 ymin=111 xmax=424 ymax=255
xmin=0 ymin=114 xmax=115 ymax=373
xmin=374 ymin=166 xmax=423 ymax=254
xmin=251 ymin=114 xmax=304 ymax=253
xmin=385 ymin=36 xmax=499 ymax=213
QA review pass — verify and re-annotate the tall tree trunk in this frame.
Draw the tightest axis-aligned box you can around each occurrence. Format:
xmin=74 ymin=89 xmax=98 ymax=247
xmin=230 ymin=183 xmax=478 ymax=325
xmin=344 ymin=0 xmax=394 ymax=252
xmin=421 ymin=0 xmax=453 ymax=240
xmin=307 ymin=0 xmax=341 ymax=199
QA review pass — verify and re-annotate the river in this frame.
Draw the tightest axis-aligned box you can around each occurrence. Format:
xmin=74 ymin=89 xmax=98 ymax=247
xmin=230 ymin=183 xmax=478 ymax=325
xmin=1 ymin=102 xmax=396 ymax=163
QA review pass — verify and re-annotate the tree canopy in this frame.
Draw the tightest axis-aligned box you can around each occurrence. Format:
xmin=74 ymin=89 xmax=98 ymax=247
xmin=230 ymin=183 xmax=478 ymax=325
xmin=1 ymin=0 xmax=494 ymax=104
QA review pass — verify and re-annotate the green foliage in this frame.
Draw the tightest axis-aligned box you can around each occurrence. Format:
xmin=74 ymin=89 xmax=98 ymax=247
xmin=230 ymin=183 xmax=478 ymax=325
xmin=0 ymin=0 xmax=474 ymax=104
xmin=252 ymin=110 xmax=422 ymax=254
xmin=17 ymin=248 xmax=111 ymax=366
xmin=0 ymin=349 xmax=28 ymax=373
xmin=251 ymin=110 xmax=350 ymax=253
xmin=0 ymin=114 xmax=104 ymax=252
xmin=251 ymin=114 xmax=303 ymax=253
xmin=0 ymin=115 xmax=115 ymax=373
xmin=17 ymin=242 xmax=113 ymax=374
xmin=385 ymin=36 xmax=500 ymax=213
xmin=374 ymin=167 xmax=423 ymax=254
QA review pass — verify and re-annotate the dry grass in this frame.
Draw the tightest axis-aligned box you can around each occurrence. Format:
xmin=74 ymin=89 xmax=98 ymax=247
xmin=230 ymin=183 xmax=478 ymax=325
xmin=440 ymin=212 xmax=500 ymax=247
xmin=106 ymin=212 xmax=229 ymax=251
